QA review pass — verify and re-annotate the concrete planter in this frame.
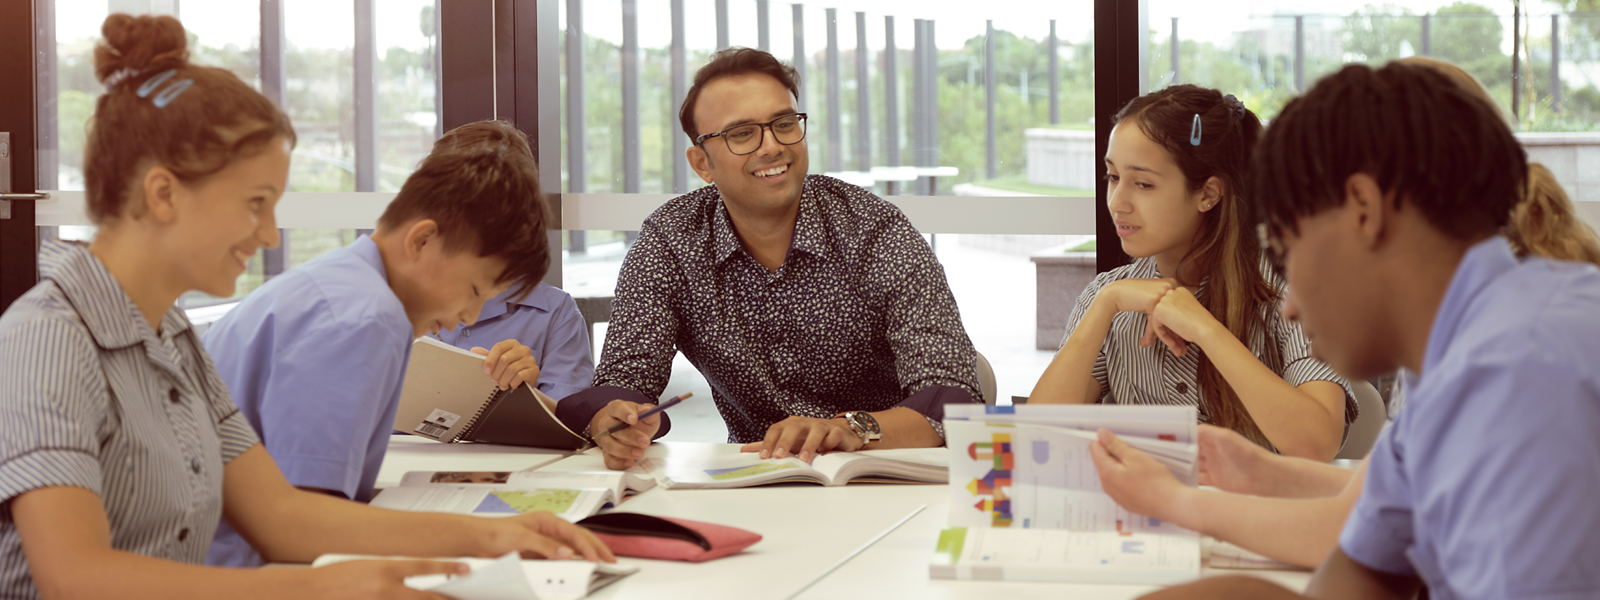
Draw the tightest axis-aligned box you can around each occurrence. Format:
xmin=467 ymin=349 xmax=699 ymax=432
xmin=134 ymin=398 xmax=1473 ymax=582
xmin=1025 ymin=128 xmax=1097 ymax=191
xmin=1517 ymin=132 xmax=1600 ymax=204
xmin=1030 ymin=249 xmax=1097 ymax=351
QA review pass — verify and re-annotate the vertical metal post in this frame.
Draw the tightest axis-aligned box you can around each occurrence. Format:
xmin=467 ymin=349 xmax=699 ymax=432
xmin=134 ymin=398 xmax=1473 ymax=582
xmin=531 ymin=0 xmax=564 ymax=286
xmin=985 ymin=20 xmax=996 ymax=180
xmin=1049 ymin=19 xmax=1059 ymax=125
xmin=1552 ymin=14 xmax=1561 ymax=113
xmin=355 ymin=0 xmax=377 ymax=193
xmin=716 ymin=0 xmax=729 ymax=50
xmin=1421 ymin=13 xmax=1431 ymax=56
xmin=885 ymin=16 xmax=899 ymax=169
xmin=623 ymin=0 xmax=641 ymax=193
xmin=856 ymin=11 xmax=870 ymax=173
xmin=757 ymin=0 xmax=769 ymax=52
xmin=672 ymin=0 xmax=690 ymax=193
xmin=912 ymin=19 xmax=926 ymax=194
xmin=566 ymin=0 xmax=586 ymax=194
xmin=1513 ymin=3 xmax=1522 ymax=119
xmin=260 ymin=0 xmax=289 ymax=277
xmin=826 ymin=8 xmax=842 ymax=173
xmin=1293 ymin=15 xmax=1304 ymax=92
xmin=1094 ymin=0 xmax=1144 ymax=273
xmin=924 ymin=19 xmax=939 ymax=194
xmin=564 ymin=0 xmax=586 ymax=253
xmin=35 ymin=0 xmax=57 ymax=193
xmin=793 ymin=4 xmax=806 ymax=112
xmin=433 ymin=0 xmax=443 ymax=139
xmin=1170 ymin=17 xmax=1179 ymax=85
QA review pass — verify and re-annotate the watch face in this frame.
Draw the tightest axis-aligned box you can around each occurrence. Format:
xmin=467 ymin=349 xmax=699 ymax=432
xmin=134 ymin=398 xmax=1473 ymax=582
xmin=850 ymin=411 xmax=882 ymax=436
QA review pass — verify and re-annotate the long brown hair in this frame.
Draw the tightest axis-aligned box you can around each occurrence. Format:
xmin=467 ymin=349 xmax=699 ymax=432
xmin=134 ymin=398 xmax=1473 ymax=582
xmin=1114 ymin=85 xmax=1280 ymax=448
xmin=87 ymin=13 xmax=296 ymax=225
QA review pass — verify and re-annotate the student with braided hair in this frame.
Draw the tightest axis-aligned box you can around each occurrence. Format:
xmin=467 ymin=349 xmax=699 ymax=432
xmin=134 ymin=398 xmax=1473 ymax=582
xmin=0 ymin=14 xmax=610 ymax=600
xmin=1029 ymin=85 xmax=1355 ymax=461
xmin=1102 ymin=60 xmax=1600 ymax=599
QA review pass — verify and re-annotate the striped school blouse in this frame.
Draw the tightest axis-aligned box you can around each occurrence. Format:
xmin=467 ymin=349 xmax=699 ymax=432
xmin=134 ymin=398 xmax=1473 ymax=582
xmin=0 ymin=241 xmax=260 ymax=598
xmin=1062 ymin=256 xmax=1358 ymax=431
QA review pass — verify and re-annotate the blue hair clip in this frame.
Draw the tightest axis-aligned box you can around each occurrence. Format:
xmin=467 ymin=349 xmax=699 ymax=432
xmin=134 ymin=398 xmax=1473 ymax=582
xmin=133 ymin=68 xmax=194 ymax=109
xmin=1189 ymin=113 xmax=1202 ymax=146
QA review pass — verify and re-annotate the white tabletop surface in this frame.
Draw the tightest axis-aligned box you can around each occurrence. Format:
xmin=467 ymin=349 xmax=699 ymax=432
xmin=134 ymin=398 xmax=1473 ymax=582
xmin=378 ymin=437 xmax=1312 ymax=600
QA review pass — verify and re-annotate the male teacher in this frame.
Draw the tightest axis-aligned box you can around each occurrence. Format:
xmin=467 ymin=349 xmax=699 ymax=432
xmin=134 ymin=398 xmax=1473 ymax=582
xmin=556 ymin=48 xmax=982 ymax=470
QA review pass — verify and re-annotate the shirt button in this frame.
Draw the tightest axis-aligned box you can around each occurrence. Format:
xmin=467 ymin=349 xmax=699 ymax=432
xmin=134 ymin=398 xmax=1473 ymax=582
xmin=190 ymin=458 xmax=201 ymax=474
xmin=1176 ymin=382 xmax=1189 ymax=395
xmin=178 ymin=527 xmax=190 ymax=542
xmin=169 ymin=388 xmax=181 ymax=403
xmin=463 ymin=328 xmax=471 ymax=337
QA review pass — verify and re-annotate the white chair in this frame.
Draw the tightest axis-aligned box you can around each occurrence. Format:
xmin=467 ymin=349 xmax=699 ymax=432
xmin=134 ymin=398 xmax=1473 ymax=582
xmin=975 ymin=351 xmax=997 ymax=405
xmin=1336 ymin=380 xmax=1387 ymax=459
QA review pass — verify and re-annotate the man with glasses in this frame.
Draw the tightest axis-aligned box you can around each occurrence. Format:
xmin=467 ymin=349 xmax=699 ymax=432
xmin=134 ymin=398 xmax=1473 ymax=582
xmin=556 ymin=48 xmax=982 ymax=470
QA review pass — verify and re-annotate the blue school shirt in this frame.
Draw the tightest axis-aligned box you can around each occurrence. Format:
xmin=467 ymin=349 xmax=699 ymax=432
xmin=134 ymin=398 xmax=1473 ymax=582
xmin=1339 ymin=236 xmax=1600 ymax=598
xmin=432 ymin=282 xmax=594 ymax=400
xmin=201 ymin=235 xmax=414 ymax=567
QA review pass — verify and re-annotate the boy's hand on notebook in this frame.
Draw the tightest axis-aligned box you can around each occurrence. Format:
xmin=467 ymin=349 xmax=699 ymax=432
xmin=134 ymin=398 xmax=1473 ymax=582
xmin=592 ymin=400 xmax=662 ymax=470
xmin=474 ymin=511 xmax=617 ymax=563
xmin=1089 ymin=429 xmax=1196 ymax=527
xmin=305 ymin=558 xmax=467 ymax=599
xmin=472 ymin=340 xmax=540 ymax=391
xmin=739 ymin=416 xmax=863 ymax=463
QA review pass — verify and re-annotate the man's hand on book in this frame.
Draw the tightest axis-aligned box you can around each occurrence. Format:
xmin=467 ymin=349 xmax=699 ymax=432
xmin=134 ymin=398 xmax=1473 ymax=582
xmin=473 ymin=340 xmax=540 ymax=391
xmin=304 ymin=558 xmax=467 ymax=599
xmin=592 ymin=400 xmax=662 ymax=470
xmin=739 ymin=416 xmax=863 ymax=463
xmin=473 ymin=511 xmax=617 ymax=563
xmin=1089 ymin=428 xmax=1195 ymax=525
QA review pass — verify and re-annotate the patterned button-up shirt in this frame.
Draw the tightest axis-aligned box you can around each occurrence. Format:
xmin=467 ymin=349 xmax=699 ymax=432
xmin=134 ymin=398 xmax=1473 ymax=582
xmin=1063 ymin=255 xmax=1358 ymax=431
xmin=0 ymin=241 xmax=260 ymax=598
xmin=557 ymin=175 xmax=982 ymax=443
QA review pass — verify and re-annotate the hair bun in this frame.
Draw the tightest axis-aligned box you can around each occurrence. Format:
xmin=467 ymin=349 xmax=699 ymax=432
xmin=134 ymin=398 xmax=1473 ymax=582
xmin=95 ymin=13 xmax=189 ymax=85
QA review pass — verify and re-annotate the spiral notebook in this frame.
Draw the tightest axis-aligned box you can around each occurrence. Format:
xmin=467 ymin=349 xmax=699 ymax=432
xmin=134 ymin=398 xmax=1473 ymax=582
xmin=393 ymin=336 xmax=589 ymax=450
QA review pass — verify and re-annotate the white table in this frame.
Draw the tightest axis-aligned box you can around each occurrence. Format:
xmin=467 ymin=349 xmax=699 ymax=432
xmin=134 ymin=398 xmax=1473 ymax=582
xmin=379 ymin=437 xmax=1311 ymax=600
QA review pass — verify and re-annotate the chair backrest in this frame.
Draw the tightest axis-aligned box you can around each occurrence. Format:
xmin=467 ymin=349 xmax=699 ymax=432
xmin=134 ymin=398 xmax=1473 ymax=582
xmin=975 ymin=351 xmax=998 ymax=405
xmin=1336 ymin=379 xmax=1387 ymax=460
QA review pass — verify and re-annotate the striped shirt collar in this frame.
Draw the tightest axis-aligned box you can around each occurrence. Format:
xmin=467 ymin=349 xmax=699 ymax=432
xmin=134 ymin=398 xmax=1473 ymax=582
xmin=39 ymin=240 xmax=192 ymax=352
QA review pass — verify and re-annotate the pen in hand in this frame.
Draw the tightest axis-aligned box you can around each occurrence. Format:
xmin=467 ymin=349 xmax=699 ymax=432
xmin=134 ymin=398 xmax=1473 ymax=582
xmin=566 ymin=392 xmax=692 ymax=458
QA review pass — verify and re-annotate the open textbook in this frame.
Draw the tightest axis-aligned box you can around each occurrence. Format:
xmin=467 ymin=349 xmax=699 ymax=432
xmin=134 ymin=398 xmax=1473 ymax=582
xmin=659 ymin=448 xmax=948 ymax=489
xmin=393 ymin=336 xmax=588 ymax=450
xmin=372 ymin=464 xmax=658 ymax=522
xmin=932 ymin=405 xmax=1201 ymax=585
xmin=312 ymin=552 xmax=637 ymax=600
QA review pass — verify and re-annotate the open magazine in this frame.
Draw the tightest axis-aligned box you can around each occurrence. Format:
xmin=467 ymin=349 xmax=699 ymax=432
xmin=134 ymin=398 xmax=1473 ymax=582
xmin=659 ymin=448 xmax=948 ymax=489
xmin=312 ymin=552 xmax=637 ymax=600
xmin=932 ymin=405 xmax=1202 ymax=585
xmin=372 ymin=464 xmax=658 ymax=522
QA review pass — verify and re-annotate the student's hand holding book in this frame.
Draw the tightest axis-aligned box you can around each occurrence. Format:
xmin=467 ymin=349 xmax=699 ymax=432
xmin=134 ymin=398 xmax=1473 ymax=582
xmin=468 ymin=510 xmax=617 ymax=563
xmin=472 ymin=339 xmax=540 ymax=391
xmin=1089 ymin=429 xmax=1199 ymax=530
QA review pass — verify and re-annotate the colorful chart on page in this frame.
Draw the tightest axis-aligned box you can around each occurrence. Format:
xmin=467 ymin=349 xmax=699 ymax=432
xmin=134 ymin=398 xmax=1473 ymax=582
xmin=474 ymin=490 xmax=580 ymax=515
xmin=705 ymin=462 xmax=800 ymax=480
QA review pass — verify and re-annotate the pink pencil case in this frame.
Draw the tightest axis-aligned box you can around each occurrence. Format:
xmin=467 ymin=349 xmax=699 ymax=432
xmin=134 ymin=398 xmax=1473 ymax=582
xmin=578 ymin=512 xmax=761 ymax=562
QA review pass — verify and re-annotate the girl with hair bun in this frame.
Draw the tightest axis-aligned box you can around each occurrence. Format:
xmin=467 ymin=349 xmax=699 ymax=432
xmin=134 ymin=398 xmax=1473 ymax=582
xmin=0 ymin=14 xmax=609 ymax=599
xmin=1029 ymin=85 xmax=1355 ymax=461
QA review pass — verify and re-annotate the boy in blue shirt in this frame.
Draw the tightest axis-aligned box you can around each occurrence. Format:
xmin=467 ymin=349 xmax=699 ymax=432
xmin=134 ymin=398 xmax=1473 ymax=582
xmin=203 ymin=120 xmax=554 ymax=567
xmin=434 ymin=282 xmax=594 ymax=402
xmin=1096 ymin=63 xmax=1600 ymax=599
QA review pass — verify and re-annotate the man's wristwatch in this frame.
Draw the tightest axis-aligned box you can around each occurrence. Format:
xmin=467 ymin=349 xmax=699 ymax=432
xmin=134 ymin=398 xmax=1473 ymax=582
xmin=837 ymin=411 xmax=883 ymax=446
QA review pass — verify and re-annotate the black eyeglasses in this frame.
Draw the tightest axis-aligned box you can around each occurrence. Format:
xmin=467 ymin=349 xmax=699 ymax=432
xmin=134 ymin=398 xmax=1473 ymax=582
xmin=695 ymin=113 xmax=808 ymax=155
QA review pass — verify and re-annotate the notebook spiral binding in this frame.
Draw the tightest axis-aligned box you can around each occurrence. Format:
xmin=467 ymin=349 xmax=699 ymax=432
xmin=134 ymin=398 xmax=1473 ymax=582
xmin=451 ymin=387 xmax=508 ymax=443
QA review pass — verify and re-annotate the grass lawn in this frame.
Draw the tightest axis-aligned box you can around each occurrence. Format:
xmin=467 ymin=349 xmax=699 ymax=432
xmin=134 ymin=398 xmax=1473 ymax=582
xmin=1066 ymin=239 xmax=1096 ymax=252
xmin=971 ymin=174 xmax=1094 ymax=197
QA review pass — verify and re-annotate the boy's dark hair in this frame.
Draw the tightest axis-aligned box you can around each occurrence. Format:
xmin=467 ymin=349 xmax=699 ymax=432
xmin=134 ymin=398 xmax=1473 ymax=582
xmin=679 ymin=47 xmax=801 ymax=142
xmin=377 ymin=120 xmax=549 ymax=301
xmin=1250 ymin=62 xmax=1527 ymax=242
